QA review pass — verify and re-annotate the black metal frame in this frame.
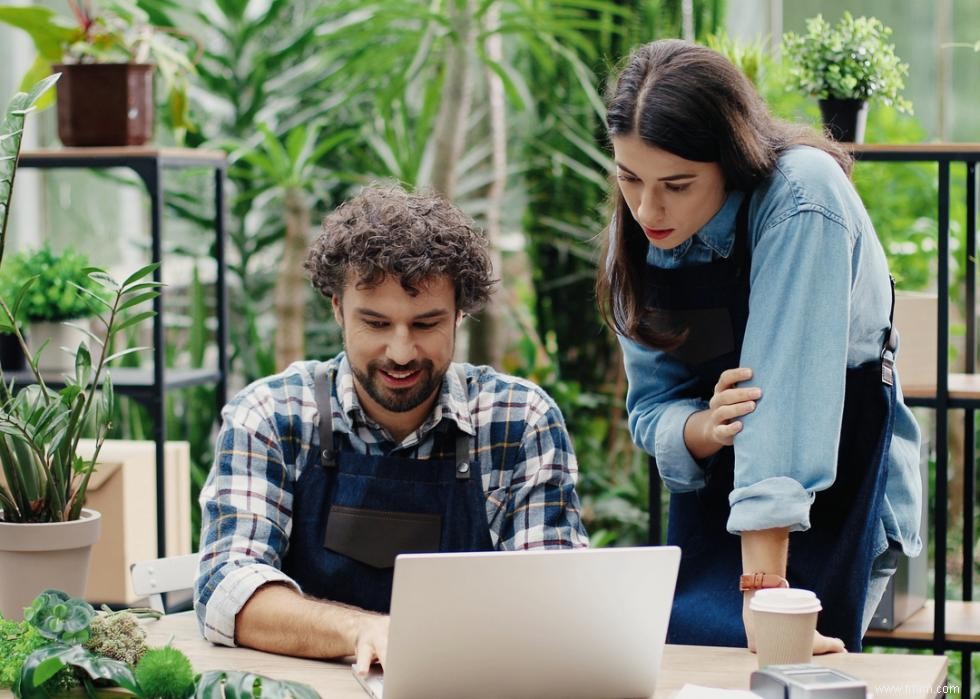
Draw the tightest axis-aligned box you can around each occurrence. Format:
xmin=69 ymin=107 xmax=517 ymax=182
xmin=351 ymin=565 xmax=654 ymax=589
xmin=17 ymin=148 xmax=229 ymax=558
xmin=645 ymin=144 xmax=980 ymax=693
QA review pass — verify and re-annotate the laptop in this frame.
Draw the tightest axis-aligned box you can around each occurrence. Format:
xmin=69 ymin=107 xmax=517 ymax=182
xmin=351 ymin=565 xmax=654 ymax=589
xmin=352 ymin=545 xmax=680 ymax=699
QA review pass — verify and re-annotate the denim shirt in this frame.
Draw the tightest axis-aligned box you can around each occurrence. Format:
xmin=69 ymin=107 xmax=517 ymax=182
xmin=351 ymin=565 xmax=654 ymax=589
xmin=619 ymin=146 xmax=922 ymax=557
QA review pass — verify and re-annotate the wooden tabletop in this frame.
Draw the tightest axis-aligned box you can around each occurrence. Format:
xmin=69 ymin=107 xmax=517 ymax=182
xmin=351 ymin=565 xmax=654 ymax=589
xmin=0 ymin=612 xmax=949 ymax=698
xmin=147 ymin=613 xmax=946 ymax=698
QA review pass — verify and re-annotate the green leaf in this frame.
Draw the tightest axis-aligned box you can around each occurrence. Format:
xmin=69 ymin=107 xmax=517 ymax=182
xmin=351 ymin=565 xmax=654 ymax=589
xmin=110 ymin=310 xmax=156 ymax=336
xmin=0 ymin=7 xmax=76 ymax=62
xmin=15 ymin=643 xmax=139 ymax=699
xmin=121 ymin=263 xmax=161 ymax=288
xmin=194 ymin=671 xmax=320 ymax=699
xmin=116 ymin=290 xmax=159 ymax=312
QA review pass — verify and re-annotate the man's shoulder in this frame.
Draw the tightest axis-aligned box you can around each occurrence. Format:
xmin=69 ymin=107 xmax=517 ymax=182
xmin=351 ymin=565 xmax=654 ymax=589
xmin=454 ymin=362 xmax=562 ymax=417
xmin=228 ymin=359 xmax=325 ymax=411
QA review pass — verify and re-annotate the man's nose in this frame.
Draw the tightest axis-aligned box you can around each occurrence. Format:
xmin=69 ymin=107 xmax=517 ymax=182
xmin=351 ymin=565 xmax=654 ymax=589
xmin=386 ymin=327 xmax=418 ymax=365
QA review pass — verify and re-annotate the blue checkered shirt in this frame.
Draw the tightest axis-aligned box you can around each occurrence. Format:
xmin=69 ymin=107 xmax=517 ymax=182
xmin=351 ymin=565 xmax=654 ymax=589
xmin=195 ymin=355 xmax=589 ymax=645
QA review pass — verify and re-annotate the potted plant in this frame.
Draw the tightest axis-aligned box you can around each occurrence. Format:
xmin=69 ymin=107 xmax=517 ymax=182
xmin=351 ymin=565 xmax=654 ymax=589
xmin=0 ymin=0 xmax=196 ymax=146
xmin=0 ymin=245 xmax=110 ymax=372
xmin=782 ymin=12 xmax=912 ymax=143
xmin=0 ymin=76 xmax=162 ymax=618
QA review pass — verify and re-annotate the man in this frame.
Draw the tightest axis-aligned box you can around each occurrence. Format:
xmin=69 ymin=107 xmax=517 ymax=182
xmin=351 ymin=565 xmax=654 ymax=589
xmin=194 ymin=185 xmax=589 ymax=673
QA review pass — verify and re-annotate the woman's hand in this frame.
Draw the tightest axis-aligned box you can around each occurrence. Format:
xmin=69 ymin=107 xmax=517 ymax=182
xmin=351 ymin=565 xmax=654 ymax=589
xmin=684 ymin=367 xmax=761 ymax=459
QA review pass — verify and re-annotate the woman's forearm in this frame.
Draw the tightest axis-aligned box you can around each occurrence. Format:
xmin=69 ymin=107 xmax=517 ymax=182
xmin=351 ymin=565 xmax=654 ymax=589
xmin=740 ymin=527 xmax=789 ymax=576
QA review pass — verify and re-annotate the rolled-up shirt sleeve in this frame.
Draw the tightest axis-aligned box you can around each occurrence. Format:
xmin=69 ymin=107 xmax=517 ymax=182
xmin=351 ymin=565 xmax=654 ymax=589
xmin=620 ymin=335 xmax=709 ymax=492
xmin=194 ymin=394 xmax=300 ymax=646
xmin=729 ymin=208 xmax=852 ymax=534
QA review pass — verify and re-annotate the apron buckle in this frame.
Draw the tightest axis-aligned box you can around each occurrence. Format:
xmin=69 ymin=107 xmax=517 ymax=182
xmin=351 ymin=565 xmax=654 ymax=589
xmin=880 ymin=326 xmax=898 ymax=387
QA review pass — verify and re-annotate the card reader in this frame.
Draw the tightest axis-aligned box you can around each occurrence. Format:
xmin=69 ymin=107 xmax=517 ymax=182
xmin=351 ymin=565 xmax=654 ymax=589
xmin=750 ymin=663 xmax=866 ymax=699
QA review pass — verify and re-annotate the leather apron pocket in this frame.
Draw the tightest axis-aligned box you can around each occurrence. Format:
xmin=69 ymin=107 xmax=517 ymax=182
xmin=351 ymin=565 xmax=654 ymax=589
xmin=323 ymin=505 xmax=442 ymax=569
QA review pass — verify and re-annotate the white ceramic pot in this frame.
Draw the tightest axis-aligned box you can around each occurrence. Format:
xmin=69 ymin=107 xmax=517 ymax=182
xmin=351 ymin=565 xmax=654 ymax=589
xmin=0 ymin=508 xmax=102 ymax=618
xmin=28 ymin=320 xmax=90 ymax=373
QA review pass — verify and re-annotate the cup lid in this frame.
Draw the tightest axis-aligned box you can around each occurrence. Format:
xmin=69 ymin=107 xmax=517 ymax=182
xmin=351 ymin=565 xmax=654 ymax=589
xmin=749 ymin=587 xmax=822 ymax=614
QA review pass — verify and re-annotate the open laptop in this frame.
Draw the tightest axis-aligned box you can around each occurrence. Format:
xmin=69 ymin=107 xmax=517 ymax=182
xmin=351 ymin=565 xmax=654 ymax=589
xmin=352 ymin=545 xmax=680 ymax=699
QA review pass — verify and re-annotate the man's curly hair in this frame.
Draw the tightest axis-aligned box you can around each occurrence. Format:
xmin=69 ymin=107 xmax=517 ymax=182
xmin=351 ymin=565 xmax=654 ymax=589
xmin=305 ymin=185 xmax=496 ymax=315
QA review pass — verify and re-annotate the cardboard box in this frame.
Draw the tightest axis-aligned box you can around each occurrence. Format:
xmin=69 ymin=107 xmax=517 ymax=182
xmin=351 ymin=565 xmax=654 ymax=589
xmin=893 ymin=291 xmax=938 ymax=392
xmin=75 ymin=439 xmax=192 ymax=605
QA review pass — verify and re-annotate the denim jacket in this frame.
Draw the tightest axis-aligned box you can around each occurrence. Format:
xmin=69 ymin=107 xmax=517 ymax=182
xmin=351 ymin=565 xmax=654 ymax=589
xmin=619 ymin=146 xmax=922 ymax=557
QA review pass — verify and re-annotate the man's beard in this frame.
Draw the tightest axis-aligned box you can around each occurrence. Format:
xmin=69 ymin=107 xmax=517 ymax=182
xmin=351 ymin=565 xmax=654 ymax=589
xmin=351 ymin=358 xmax=447 ymax=413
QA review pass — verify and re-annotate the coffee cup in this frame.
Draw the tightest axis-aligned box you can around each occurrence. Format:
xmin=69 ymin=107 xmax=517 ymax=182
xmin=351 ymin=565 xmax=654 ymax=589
xmin=749 ymin=588 xmax=822 ymax=667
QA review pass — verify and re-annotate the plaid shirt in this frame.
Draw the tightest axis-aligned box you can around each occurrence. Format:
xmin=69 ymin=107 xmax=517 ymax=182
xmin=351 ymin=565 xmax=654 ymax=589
xmin=195 ymin=355 xmax=589 ymax=645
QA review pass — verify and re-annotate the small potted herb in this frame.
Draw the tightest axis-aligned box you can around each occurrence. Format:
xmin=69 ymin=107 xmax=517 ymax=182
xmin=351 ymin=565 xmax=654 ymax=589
xmin=0 ymin=245 xmax=109 ymax=372
xmin=782 ymin=12 xmax=912 ymax=142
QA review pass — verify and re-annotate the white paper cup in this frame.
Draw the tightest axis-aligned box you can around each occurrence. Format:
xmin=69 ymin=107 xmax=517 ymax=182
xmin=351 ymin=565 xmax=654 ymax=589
xmin=749 ymin=588 xmax=822 ymax=667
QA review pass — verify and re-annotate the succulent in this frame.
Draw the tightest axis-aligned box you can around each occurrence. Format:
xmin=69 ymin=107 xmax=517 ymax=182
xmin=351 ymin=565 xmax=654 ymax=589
xmin=23 ymin=590 xmax=94 ymax=644
xmin=135 ymin=646 xmax=196 ymax=699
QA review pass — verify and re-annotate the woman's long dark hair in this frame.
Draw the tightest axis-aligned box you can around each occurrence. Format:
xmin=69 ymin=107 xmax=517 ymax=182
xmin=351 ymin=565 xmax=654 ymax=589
xmin=596 ymin=39 xmax=852 ymax=349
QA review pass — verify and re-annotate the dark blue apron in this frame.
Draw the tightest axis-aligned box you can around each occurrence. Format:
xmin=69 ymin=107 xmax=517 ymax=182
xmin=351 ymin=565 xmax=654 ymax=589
xmin=282 ymin=363 xmax=494 ymax=613
xmin=645 ymin=193 xmax=897 ymax=652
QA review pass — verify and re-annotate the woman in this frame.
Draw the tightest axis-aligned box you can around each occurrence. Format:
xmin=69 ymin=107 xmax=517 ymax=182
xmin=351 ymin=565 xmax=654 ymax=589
xmin=596 ymin=39 xmax=922 ymax=654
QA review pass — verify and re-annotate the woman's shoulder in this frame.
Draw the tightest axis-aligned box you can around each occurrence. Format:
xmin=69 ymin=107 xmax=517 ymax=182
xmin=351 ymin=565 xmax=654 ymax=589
xmin=753 ymin=146 xmax=860 ymax=226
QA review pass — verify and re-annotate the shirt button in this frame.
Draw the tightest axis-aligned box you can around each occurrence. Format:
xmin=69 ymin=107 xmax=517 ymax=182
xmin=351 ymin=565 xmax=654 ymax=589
xmin=322 ymin=449 xmax=330 ymax=459
xmin=457 ymin=462 xmax=469 ymax=474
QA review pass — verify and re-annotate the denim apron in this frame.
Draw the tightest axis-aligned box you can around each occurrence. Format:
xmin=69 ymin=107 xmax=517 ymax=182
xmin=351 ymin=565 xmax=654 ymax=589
xmin=282 ymin=363 xmax=494 ymax=613
xmin=646 ymin=193 xmax=898 ymax=652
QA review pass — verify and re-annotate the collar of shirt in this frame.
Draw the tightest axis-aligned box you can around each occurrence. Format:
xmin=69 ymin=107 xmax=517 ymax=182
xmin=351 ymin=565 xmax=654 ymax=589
xmin=333 ymin=354 xmax=477 ymax=447
xmin=646 ymin=189 xmax=745 ymax=267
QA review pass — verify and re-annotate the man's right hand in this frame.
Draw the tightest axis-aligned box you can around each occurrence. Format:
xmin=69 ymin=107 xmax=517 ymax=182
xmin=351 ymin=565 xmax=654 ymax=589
xmin=353 ymin=615 xmax=390 ymax=675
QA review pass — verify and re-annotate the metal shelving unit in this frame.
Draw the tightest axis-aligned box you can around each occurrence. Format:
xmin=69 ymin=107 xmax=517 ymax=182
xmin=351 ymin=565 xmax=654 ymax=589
xmin=17 ymin=147 xmax=229 ymax=559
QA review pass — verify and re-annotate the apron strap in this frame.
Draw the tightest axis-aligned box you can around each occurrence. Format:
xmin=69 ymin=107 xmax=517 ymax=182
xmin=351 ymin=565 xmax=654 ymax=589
xmin=314 ymin=362 xmax=337 ymax=468
xmin=453 ymin=364 xmax=472 ymax=481
xmin=880 ymin=275 xmax=898 ymax=387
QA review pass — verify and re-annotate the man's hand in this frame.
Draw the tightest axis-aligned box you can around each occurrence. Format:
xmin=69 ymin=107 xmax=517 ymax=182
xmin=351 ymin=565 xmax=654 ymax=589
xmin=353 ymin=615 xmax=390 ymax=675
xmin=684 ymin=367 xmax=760 ymax=459
xmin=743 ymin=594 xmax=846 ymax=655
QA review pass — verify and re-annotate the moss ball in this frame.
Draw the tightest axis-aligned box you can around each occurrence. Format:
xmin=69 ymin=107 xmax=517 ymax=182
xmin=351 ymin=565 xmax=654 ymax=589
xmin=134 ymin=647 xmax=196 ymax=699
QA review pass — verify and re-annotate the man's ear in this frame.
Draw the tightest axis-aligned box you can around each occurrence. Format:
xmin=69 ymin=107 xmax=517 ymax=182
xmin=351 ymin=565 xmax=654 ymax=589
xmin=332 ymin=295 xmax=343 ymax=327
xmin=455 ymin=310 xmax=464 ymax=327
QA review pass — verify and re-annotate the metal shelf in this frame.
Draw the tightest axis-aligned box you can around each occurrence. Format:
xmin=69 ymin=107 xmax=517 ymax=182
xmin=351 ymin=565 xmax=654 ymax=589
xmin=16 ymin=147 xmax=229 ymax=558
xmin=4 ymin=367 xmax=223 ymax=399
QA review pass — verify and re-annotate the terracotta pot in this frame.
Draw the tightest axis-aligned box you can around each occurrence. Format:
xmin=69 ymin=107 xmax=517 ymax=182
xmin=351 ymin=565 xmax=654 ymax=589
xmin=818 ymin=98 xmax=869 ymax=143
xmin=53 ymin=63 xmax=155 ymax=147
xmin=0 ymin=508 xmax=102 ymax=619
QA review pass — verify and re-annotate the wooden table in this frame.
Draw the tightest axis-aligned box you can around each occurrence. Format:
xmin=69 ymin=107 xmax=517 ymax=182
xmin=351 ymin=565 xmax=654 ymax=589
xmin=1 ymin=612 xmax=949 ymax=698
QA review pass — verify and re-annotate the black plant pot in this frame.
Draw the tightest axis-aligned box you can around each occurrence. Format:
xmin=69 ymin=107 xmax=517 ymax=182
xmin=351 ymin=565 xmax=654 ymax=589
xmin=818 ymin=98 xmax=869 ymax=143
xmin=0 ymin=332 xmax=26 ymax=371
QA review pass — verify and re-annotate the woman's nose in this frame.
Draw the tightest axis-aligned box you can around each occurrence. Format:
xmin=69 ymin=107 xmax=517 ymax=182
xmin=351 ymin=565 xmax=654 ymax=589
xmin=638 ymin=190 xmax=665 ymax=222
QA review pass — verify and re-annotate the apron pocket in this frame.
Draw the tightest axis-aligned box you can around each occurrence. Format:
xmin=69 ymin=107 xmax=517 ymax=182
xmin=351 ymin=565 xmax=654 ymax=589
xmin=323 ymin=505 xmax=442 ymax=569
